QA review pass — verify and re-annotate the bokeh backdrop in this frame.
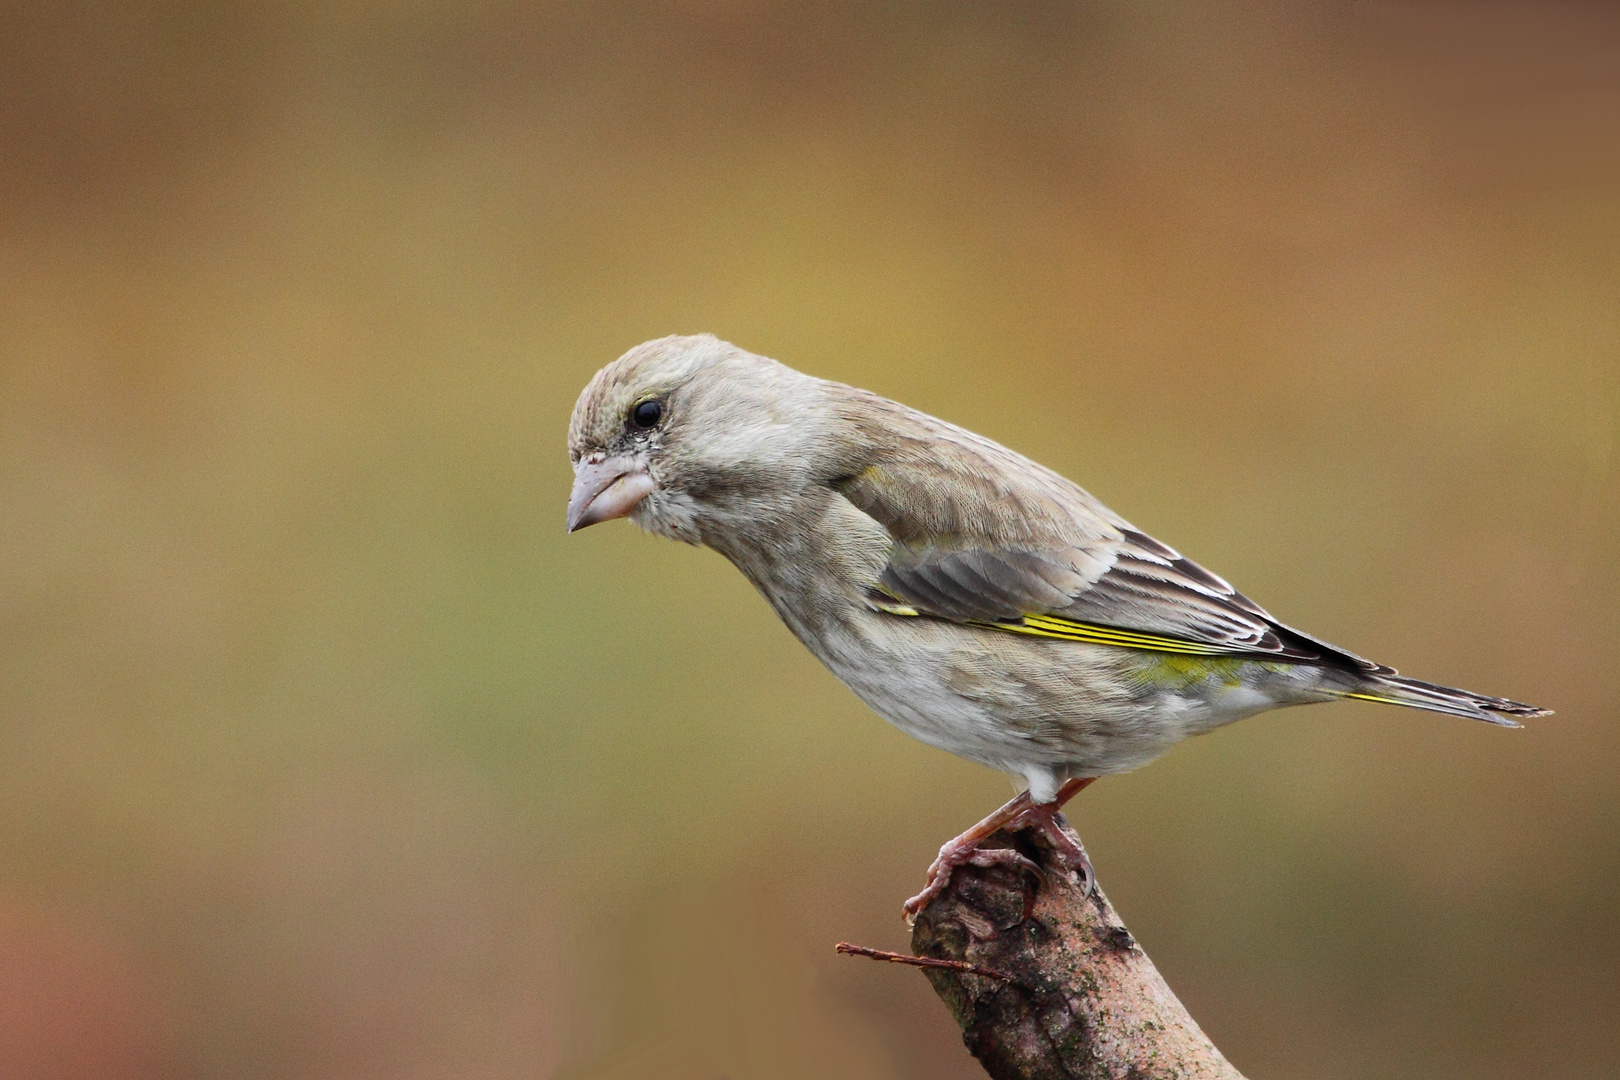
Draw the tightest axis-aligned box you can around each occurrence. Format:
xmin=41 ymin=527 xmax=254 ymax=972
xmin=1 ymin=3 xmax=1616 ymax=1078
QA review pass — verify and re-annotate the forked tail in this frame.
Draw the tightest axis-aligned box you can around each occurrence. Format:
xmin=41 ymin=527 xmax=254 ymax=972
xmin=1343 ymin=674 xmax=1551 ymax=728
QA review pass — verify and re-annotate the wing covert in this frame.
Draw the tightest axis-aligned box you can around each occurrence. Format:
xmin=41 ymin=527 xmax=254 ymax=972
xmin=828 ymin=414 xmax=1368 ymax=667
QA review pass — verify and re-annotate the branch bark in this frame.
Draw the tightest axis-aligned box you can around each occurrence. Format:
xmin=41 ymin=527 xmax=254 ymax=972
xmin=906 ymin=824 xmax=1245 ymax=1080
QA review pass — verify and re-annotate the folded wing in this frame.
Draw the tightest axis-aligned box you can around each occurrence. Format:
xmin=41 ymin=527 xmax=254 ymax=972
xmin=830 ymin=412 xmax=1379 ymax=670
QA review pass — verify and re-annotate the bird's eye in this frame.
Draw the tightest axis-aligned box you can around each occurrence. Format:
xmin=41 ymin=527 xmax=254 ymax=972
xmin=631 ymin=399 xmax=663 ymax=429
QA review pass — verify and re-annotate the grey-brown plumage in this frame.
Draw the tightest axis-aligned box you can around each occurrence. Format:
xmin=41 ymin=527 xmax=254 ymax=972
xmin=567 ymin=334 xmax=1547 ymax=914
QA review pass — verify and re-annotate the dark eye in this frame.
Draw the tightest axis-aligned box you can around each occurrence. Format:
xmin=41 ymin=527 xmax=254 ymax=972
xmin=631 ymin=399 xmax=663 ymax=429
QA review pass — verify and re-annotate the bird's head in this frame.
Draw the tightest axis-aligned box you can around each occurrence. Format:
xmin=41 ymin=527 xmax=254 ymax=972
xmin=567 ymin=334 xmax=838 ymax=545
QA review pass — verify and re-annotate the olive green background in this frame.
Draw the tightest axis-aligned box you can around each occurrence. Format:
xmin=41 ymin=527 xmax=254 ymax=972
xmin=1 ymin=3 xmax=1615 ymax=1077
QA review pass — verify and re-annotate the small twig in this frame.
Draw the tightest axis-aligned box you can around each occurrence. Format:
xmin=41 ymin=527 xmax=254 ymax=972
xmin=835 ymin=941 xmax=1017 ymax=983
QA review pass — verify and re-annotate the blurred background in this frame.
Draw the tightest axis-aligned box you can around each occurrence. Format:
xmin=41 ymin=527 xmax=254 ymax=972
xmin=1 ymin=2 xmax=1616 ymax=1077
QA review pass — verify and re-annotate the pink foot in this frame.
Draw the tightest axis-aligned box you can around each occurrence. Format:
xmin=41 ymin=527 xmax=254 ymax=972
xmin=902 ymin=777 xmax=1098 ymax=924
xmin=1008 ymin=802 xmax=1095 ymax=896
xmin=902 ymin=843 xmax=1041 ymax=923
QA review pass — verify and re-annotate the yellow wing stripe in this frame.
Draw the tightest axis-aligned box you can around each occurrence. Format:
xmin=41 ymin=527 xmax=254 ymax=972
xmin=1341 ymin=692 xmax=1405 ymax=706
xmin=978 ymin=615 xmax=1234 ymax=655
xmin=870 ymin=595 xmax=1241 ymax=656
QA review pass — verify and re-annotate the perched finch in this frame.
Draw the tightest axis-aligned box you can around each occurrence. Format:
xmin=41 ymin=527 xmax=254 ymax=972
xmin=566 ymin=334 xmax=1547 ymax=919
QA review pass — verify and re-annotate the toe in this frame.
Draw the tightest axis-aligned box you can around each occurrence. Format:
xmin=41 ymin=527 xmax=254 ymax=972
xmin=966 ymin=846 xmax=1043 ymax=878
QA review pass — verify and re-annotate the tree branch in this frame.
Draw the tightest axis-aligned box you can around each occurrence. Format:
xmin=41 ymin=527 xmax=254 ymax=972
xmin=905 ymin=824 xmax=1245 ymax=1080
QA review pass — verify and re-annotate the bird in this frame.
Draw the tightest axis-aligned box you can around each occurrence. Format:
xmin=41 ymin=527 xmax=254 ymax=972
xmin=566 ymin=334 xmax=1548 ymax=920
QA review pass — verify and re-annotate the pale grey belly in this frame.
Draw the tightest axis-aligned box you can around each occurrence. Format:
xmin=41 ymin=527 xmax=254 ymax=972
xmin=798 ymin=608 xmax=1319 ymax=779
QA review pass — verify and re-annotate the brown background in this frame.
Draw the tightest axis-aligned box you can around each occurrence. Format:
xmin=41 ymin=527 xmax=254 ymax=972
xmin=1 ymin=3 xmax=1616 ymax=1077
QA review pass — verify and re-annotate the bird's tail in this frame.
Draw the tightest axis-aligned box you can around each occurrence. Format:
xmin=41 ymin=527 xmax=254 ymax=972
xmin=1340 ymin=674 xmax=1550 ymax=728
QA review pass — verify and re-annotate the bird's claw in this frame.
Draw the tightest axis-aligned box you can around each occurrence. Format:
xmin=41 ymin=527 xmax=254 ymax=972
xmin=902 ymin=875 xmax=947 ymax=925
xmin=903 ymin=843 xmax=1040 ymax=924
xmin=1010 ymin=804 xmax=1095 ymax=897
xmin=966 ymin=846 xmax=1044 ymax=878
xmin=904 ymin=780 xmax=1099 ymax=921
xmin=907 ymin=836 xmax=1068 ymax=924
xmin=1062 ymin=846 xmax=1096 ymax=897
xmin=1075 ymin=853 xmax=1096 ymax=896
xmin=903 ymin=852 xmax=959 ymax=924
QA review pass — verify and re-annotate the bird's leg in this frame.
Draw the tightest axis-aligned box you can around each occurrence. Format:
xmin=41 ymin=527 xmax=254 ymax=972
xmin=903 ymin=777 xmax=1100 ymax=923
xmin=903 ymin=790 xmax=1042 ymax=923
xmin=1007 ymin=776 xmax=1098 ymax=896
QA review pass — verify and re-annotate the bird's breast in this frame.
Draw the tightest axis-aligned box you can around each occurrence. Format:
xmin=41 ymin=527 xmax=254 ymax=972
xmin=707 ymin=485 xmax=893 ymax=642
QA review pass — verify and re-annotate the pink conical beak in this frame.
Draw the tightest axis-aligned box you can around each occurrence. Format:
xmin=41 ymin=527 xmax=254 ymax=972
xmin=567 ymin=457 xmax=656 ymax=532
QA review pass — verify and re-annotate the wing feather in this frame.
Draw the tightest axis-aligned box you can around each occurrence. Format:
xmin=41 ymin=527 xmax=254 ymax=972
xmin=830 ymin=412 xmax=1375 ymax=669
